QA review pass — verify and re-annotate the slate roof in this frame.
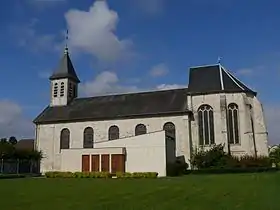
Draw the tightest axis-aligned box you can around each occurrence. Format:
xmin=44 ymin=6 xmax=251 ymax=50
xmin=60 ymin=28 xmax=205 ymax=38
xmin=49 ymin=48 xmax=80 ymax=83
xmin=188 ymin=64 xmax=256 ymax=96
xmin=34 ymin=88 xmax=189 ymax=124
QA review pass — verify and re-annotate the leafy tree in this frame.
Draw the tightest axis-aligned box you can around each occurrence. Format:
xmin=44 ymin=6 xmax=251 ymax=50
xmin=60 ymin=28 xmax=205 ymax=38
xmin=269 ymin=145 xmax=280 ymax=166
xmin=0 ymin=138 xmax=7 ymax=144
xmin=8 ymin=136 xmax=17 ymax=145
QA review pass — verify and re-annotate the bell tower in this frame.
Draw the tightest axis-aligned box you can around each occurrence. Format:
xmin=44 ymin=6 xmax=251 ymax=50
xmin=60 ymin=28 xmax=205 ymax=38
xmin=49 ymin=31 xmax=80 ymax=106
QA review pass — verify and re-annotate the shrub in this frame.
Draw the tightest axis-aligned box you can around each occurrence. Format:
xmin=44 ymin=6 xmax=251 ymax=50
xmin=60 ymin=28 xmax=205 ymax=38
xmin=115 ymin=172 xmax=133 ymax=178
xmin=45 ymin=171 xmax=158 ymax=179
xmin=239 ymin=155 xmax=272 ymax=168
xmin=190 ymin=144 xmax=228 ymax=169
xmin=190 ymin=144 xmax=272 ymax=170
xmin=167 ymin=159 xmax=189 ymax=176
xmin=186 ymin=167 xmax=279 ymax=175
xmin=115 ymin=172 xmax=158 ymax=179
xmin=269 ymin=146 xmax=280 ymax=166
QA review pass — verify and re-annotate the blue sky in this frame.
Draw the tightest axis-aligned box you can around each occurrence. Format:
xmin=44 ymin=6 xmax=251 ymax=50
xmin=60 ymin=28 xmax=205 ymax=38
xmin=0 ymin=0 xmax=279 ymax=144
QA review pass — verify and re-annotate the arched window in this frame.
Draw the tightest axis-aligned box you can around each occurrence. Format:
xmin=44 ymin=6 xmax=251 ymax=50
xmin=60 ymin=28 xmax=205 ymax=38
xmin=135 ymin=124 xmax=147 ymax=136
xmin=60 ymin=128 xmax=70 ymax=149
xmin=83 ymin=127 xmax=94 ymax=148
xmin=53 ymin=83 xmax=58 ymax=97
xmin=68 ymin=83 xmax=73 ymax=97
xmin=228 ymin=103 xmax=240 ymax=144
xmin=198 ymin=105 xmax=215 ymax=146
xmin=60 ymin=82 xmax=65 ymax=97
xmin=108 ymin=125 xmax=119 ymax=140
xmin=163 ymin=122 xmax=176 ymax=141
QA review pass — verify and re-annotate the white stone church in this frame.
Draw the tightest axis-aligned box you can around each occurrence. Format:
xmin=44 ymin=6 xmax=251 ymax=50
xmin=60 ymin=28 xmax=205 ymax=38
xmin=34 ymin=47 xmax=269 ymax=177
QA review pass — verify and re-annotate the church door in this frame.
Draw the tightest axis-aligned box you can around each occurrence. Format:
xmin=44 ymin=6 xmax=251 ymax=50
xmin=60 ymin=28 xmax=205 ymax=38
xmin=111 ymin=154 xmax=125 ymax=173
xmin=82 ymin=155 xmax=90 ymax=172
xmin=91 ymin=155 xmax=100 ymax=172
xmin=101 ymin=154 xmax=110 ymax=172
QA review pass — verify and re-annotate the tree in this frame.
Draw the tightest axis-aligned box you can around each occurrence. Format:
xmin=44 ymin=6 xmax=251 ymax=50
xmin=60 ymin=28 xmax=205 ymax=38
xmin=0 ymin=138 xmax=7 ymax=144
xmin=8 ymin=136 xmax=17 ymax=145
xmin=269 ymin=145 xmax=280 ymax=167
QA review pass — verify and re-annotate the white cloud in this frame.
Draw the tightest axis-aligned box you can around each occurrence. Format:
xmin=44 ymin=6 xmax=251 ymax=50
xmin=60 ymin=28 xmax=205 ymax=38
xmin=10 ymin=18 xmax=60 ymax=53
xmin=236 ymin=66 xmax=264 ymax=76
xmin=264 ymin=104 xmax=280 ymax=145
xmin=236 ymin=68 xmax=253 ymax=76
xmin=156 ymin=84 xmax=187 ymax=90
xmin=131 ymin=0 xmax=165 ymax=15
xmin=0 ymin=100 xmax=33 ymax=139
xmin=80 ymin=71 xmax=139 ymax=96
xmin=150 ymin=63 xmax=169 ymax=77
xmin=38 ymin=71 xmax=51 ymax=79
xmin=27 ymin=0 xmax=67 ymax=7
xmin=65 ymin=1 xmax=134 ymax=62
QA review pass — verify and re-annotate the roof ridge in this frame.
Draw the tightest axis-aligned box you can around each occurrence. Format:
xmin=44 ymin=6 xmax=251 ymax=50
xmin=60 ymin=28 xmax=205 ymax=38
xmin=220 ymin=65 xmax=245 ymax=91
xmin=74 ymin=87 xmax=188 ymax=101
xmin=190 ymin=64 xmax=219 ymax=69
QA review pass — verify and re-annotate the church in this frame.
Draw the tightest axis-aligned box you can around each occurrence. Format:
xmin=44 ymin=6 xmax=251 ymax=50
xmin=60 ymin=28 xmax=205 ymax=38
xmin=33 ymin=46 xmax=269 ymax=177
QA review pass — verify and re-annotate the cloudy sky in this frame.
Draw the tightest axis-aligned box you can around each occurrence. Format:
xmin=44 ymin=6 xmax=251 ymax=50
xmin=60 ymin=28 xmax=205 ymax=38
xmin=0 ymin=0 xmax=279 ymax=144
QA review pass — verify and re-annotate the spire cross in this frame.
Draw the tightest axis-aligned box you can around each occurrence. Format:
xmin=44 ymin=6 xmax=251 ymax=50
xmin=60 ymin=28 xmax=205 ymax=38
xmin=217 ymin=56 xmax=222 ymax=64
xmin=64 ymin=29 xmax=69 ymax=54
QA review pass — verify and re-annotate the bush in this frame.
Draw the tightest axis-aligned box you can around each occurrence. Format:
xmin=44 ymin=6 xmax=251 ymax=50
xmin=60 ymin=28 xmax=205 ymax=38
xmin=45 ymin=171 xmax=113 ymax=178
xmin=186 ymin=167 xmax=279 ymax=175
xmin=190 ymin=144 xmax=228 ymax=169
xmin=239 ymin=155 xmax=272 ymax=168
xmin=269 ymin=146 xmax=280 ymax=166
xmin=45 ymin=171 xmax=158 ymax=179
xmin=115 ymin=172 xmax=158 ymax=178
xmin=0 ymin=174 xmax=26 ymax=179
xmin=167 ymin=159 xmax=189 ymax=176
xmin=190 ymin=144 xmax=272 ymax=170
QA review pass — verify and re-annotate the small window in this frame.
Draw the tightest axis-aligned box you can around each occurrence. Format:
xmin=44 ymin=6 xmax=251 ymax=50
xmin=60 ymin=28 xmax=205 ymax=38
xmin=53 ymin=83 xmax=58 ymax=97
xmin=198 ymin=104 xmax=215 ymax=146
xmin=68 ymin=83 xmax=73 ymax=97
xmin=60 ymin=82 xmax=65 ymax=97
xmin=73 ymin=85 xmax=77 ymax=98
xmin=163 ymin=122 xmax=175 ymax=141
xmin=135 ymin=124 xmax=147 ymax=136
xmin=83 ymin=127 xmax=94 ymax=148
xmin=60 ymin=128 xmax=70 ymax=149
xmin=109 ymin=125 xmax=119 ymax=140
xmin=228 ymin=103 xmax=240 ymax=144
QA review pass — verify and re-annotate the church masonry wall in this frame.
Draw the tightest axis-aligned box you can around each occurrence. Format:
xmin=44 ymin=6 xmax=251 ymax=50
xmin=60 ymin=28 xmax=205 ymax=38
xmin=36 ymin=115 xmax=190 ymax=172
xmin=188 ymin=93 xmax=268 ymax=156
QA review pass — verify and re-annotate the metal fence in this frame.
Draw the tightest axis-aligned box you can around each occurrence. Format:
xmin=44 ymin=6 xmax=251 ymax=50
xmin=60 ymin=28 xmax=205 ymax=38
xmin=0 ymin=159 xmax=40 ymax=174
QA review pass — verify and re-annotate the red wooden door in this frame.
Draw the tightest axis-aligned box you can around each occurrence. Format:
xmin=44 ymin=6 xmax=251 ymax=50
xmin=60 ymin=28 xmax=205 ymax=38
xmin=111 ymin=154 xmax=125 ymax=173
xmin=82 ymin=155 xmax=90 ymax=172
xmin=91 ymin=155 xmax=100 ymax=172
xmin=101 ymin=154 xmax=110 ymax=172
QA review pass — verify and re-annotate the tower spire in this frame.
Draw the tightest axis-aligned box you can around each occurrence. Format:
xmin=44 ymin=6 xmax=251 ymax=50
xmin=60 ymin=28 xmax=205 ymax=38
xmin=217 ymin=56 xmax=222 ymax=64
xmin=64 ymin=29 xmax=69 ymax=55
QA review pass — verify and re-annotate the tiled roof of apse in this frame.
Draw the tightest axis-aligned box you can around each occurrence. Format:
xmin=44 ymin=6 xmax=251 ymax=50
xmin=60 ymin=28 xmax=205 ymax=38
xmin=188 ymin=64 xmax=256 ymax=95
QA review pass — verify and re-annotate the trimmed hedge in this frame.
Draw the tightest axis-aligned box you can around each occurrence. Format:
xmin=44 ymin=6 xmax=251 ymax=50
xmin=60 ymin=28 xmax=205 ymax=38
xmin=45 ymin=171 xmax=112 ymax=178
xmin=186 ymin=167 xmax=280 ymax=175
xmin=45 ymin=171 xmax=158 ymax=179
xmin=115 ymin=172 xmax=158 ymax=178
xmin=0 ymin=174 xmax=26 ymax=179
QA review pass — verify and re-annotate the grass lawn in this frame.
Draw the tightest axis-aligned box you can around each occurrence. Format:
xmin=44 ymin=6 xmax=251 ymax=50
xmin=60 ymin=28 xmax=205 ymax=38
xmin=1 ymin=173 xmax=279 ymax=210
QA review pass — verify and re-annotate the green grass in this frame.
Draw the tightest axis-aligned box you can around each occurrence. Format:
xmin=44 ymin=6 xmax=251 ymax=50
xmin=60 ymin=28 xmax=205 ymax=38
xmin=1 ymin=173 xmax=279 ymax=210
